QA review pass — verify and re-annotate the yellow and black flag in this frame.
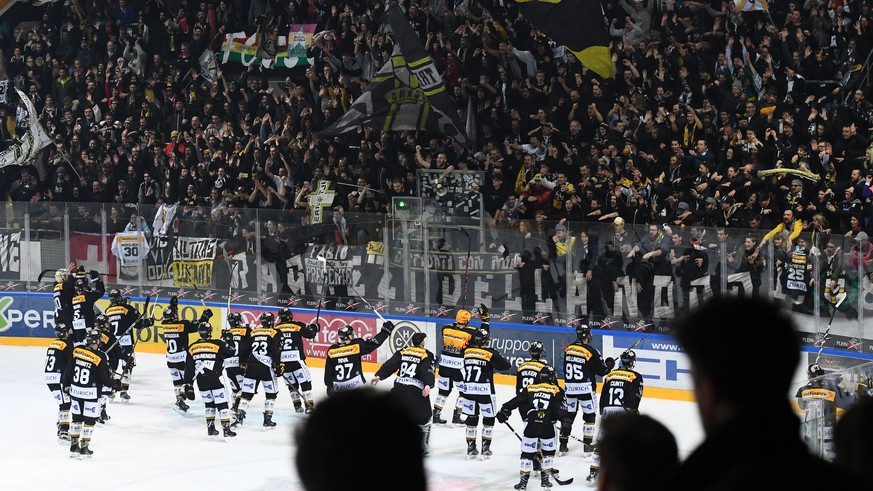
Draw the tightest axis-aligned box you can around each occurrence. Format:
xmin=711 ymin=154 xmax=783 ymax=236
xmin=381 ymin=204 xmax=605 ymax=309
xmin=316 ymin=3 xmax=469 ymax=145
xmin=505 ymin=0 xmax=615 ymax=79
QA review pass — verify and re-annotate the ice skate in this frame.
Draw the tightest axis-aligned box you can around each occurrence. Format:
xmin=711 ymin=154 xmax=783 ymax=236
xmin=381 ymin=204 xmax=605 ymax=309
xmin=69 ymin=441 xmax=80 ymax=459
xmin=481 ymin=441 xmax=492 ymax=459
xmin=541 ymin=470 xmax=553 ymax=488
xmin=207 ymin=423 xmax=219 ymax=439
xmin=432 ymin=411 xmax=447 ymax=426
xmin=173 ymin=396 xmax=190 ymax=414
xmin=119 ymin=391 xmax=131 ymax=403
xmin=585 ymin=469 xmax=598 ymax=486
xmin=558 ymin=441 xmax=569 ymax=456
xmin=263 ymin=412 xmax=276 ymax=430
xmin=466 ymin=441 xmax=478 ymax=460
xmin=222 ymin=422 xmax=237 ymax=439
xmin=78 ymin=444 xmax=93 ymax=459
xmin=514 ymin=474 xmax=530 ymax=490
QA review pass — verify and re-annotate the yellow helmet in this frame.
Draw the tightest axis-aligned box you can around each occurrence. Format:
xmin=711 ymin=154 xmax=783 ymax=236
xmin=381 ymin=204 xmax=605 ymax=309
xmin=456 ymin=309 xmax=472 ymax=325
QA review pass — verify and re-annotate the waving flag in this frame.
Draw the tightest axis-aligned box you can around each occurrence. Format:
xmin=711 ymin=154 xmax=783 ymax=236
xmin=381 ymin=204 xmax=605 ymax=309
xmin=497 ymin=0 xmax=616 ymax=79
xmin=316 ymin=3 xmax=468 ymax=145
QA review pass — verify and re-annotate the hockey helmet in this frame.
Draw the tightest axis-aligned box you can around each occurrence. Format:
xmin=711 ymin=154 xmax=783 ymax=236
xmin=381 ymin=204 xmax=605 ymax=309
xmin=456 ymin=309 xmax=472 ymax=325
xmin=620 ymin=350 xmax=637 ymax=369
xmin=55 ymin=322 xmax=71 ymax=340
xmin=198 ymin=322 xmax=213 ymax=339
xmin=108 ymin=288 xmax=123 ymax=305
xmin=85 ymin=329 xmax=102 ymax=346
xmin=472 ymin=328 xmax=490 ymax=347
xmin=537 ymin=365 xmax=558 ymax=385
xmin=94 ymin=314 xmax=111 ymax=332
xmin=529 ymin=341 xmax=545 ymax=360
xmin=278 ymin=306 xmax=294 ymax=323
xmin=55 ymin=268 xmax=70 ymax=283
xmin=74 ymin=276 xmax=89 ymax=293
xmin=259 ymin=312 xmax=275 ymax=329
xmin=808 ymin=364 xmax=825 ymax=380
xmin=227 ymin=312 xmax=243 ymax=328
xmin=576 ymin=324 xmax=592 ymax=342
xmin=338 ymin=325 xmax=354 ymax=344
xmin=163 ymin=304 xmax=178 ymax=321
xmin=123 ymin=297 xmax=132 ymax=305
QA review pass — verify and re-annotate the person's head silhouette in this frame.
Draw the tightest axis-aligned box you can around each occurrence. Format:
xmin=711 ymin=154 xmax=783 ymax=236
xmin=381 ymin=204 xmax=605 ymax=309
xmin=295 ymin=388 xmax=426 ymax=491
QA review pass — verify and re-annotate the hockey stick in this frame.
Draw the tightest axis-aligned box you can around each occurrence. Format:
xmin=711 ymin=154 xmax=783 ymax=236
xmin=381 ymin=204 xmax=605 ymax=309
xmin=503 ymin=421 xmax=574 ymax=485
xmin=503 ymin=420 xmax=523 ymax=441
xmin=814 ymin=291 xmax=847 ymax=364
xmin=460 ymin=228 xmax=472 ymax=310
xmin=314 ymin=255 xmax=329 ymax=325
xmin=322 ymin=259 xmax=388 ymax=323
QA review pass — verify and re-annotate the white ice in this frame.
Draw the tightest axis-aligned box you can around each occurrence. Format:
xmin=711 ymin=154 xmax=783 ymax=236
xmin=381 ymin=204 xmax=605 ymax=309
xmin=3 ymin=345 xmax=704 ymax=490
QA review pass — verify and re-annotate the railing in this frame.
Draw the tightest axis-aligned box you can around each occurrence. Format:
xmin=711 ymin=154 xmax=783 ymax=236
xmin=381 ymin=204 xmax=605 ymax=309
xmin=0 ymin=200 xmax=870 ymax=347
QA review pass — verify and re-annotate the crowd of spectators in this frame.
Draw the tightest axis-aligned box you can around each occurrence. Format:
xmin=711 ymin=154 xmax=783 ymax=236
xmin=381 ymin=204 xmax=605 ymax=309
xmin=1 ymin=0 xmax=872 ymax=258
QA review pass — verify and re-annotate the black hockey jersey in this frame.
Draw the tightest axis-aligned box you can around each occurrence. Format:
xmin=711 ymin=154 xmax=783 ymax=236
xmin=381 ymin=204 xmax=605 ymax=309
xmin=246 ymin=327 xmax=282 ymax=369
xmin=70 ymin=280 xmax=105 ymax=343
xmin=45 ymin=338 xmax=74 ymax=385
xmin=374 ymin=345 xmax=436 ymax=393
xmin=161 ymin=319 xmax=200 ymax=364
xmin=324 ymin=329 xmax=390 ymax=392
xmin=275 ymin=321 xmax=318 ymax=364
xmin=53 ymin=279 xmax=75 ymax=327
xmin=599 ymin=367 xmax=644 ymax=413
xmin=189 ymin=338 xmax=235 ymax=388
xmin=63 ymin=346 xmax=113 ymax=401
xmin=461 ymin=346 xmax=512 ymax=397
xmin=502 ymin=381 xmax=567 ymax=425
xmin=104 ymin=303 xmax=142 ymax=348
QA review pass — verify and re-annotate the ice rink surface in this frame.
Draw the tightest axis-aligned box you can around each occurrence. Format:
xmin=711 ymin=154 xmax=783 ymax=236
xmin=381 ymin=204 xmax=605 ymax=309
xmin=4 ymin=345 xmax=703 ymax=490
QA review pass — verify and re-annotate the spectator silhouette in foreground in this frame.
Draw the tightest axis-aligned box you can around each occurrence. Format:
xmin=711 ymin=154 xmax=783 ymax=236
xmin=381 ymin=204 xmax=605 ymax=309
xmin=295 ymin=388 xmax=426 ymax=491
xmin=596 ymin=412 xmax=679 ymax=491
xmin=834 ymin=395 xmax=873 ymax=489
xmin=668 ymin=296 xmax=866 ymax=490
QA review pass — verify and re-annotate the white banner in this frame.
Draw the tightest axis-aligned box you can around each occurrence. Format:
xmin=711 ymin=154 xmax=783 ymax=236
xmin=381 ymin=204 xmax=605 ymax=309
xmin=199 ymin=49 xmax=218 ymax=85
xmin=0 ymin=89 xmax=52 ymax=171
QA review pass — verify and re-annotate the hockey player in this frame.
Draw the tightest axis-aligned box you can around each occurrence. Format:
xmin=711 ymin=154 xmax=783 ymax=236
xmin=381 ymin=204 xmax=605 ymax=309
xmin=62 ymin=329 xmax=113 ymax=459
xmin=561 ymin=322 xmax=614 ymax=456
xmin=324 ymin=321 xmax=394 ymax=394
xmin=515 ymin=340 xmax=551 ymax=474
xmin=53 ymin=269 xmax=75 ymax=333
xmin=161 ymin=296 xmax=212 ymax=413
xmin=498 ymin=365 xmax=567 ymax=489
xmin=434 ymin=304 xmax=490 ymax=426
xmin=516 ymin=341 xmax=550 ymax=417
xmin=237 ymin=312 xmax=283 ymax=428
xmin=461 ymin=327 xmax=512 ymax=459
xmin=104 ymin=289 xmax=153 ymax=401
xmin=93 ymin=314 xmax=123 ymax=424
xmin=586 ymin=349 xmax=644 ymax=485
xmin=796 ymin=364 xmax=855 ymax=461
xmin=45 ymin=322 xmax=75 ymax=442
xmin=70 ymin=270 xmax=105 ymax=345
xmin=222 ymin=312 xmax=251 ymax=413
xmin=189 ymin=321 xmax=237 ymax=440
xmin=274 ymin=306 xmax=319 ymax=413
xmin=372 ymin=332 xmax=436 ymax=454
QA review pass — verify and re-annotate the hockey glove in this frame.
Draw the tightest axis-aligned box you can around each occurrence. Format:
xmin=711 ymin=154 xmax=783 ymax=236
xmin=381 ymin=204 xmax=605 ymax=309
xmin=478 ymin=303 xmax=490 ymax=322
xmin=142 ymin=318 xmax=154 ymax=328
xmin=125 ymin=353 xmax=136 ymax=369
xmin=113 ymin=378 xmax=123 ymax=392
xmin=605 ymin=357 xmax=616 ymax=371
xmin=199 ymin=309 xmax=214 ymax=322
xmin=62 ymin=385 xmax=70 ymax=395
xmin=274 ymin=362 xmax=285 ymax=377
xmin=308 ymin=323 xmax=320 ymax=333
xmin=185 ymin=384 xmax=196 ymax=401
xmin=221 ymin=331 xmax=234 ymax=344
xmin=382 ymin=321 xmax=395 ymax=332
xmin=496 ymin=408 xmax=510 ymax=424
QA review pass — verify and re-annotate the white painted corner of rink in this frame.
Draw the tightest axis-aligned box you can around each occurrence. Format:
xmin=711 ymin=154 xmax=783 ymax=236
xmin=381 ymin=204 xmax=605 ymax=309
xmin=2 ymin=345 xmax=704 ymax=491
